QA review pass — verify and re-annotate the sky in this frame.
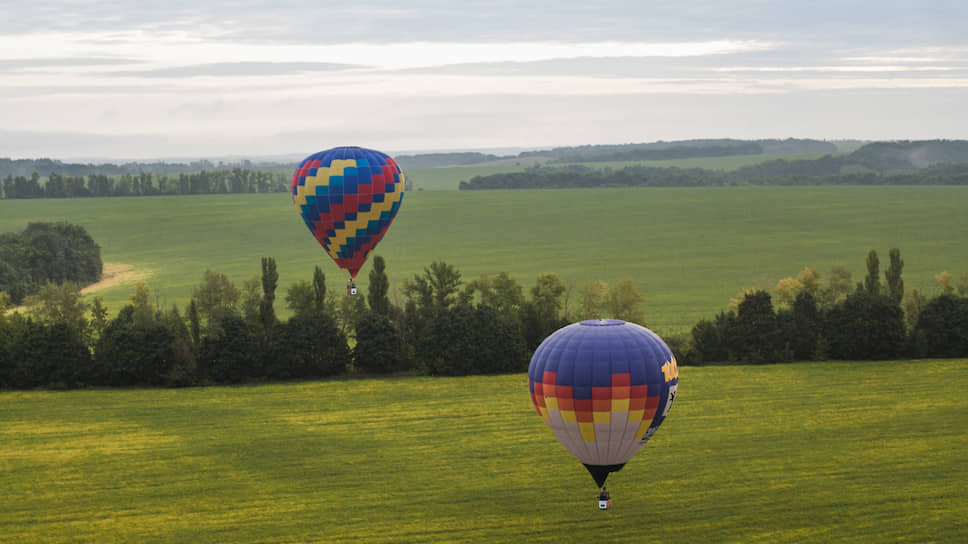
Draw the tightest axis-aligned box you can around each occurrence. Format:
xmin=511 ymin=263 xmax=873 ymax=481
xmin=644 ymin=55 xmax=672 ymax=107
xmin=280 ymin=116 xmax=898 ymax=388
xmin=1 ymin=1 xmax=967 ymax=160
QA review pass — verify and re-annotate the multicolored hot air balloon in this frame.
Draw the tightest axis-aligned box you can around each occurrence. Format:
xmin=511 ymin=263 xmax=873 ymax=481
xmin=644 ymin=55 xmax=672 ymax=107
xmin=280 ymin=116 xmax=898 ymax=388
xmin=528 ymin=319 xmax=678 ymax=501
xmin=291 ymin=146 xmax=405 ymax=279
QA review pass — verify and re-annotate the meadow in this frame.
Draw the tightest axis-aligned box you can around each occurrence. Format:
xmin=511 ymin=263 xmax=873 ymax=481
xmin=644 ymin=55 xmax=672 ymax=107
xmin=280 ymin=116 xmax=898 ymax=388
xmin=2 ymin=186 xmax=967 ymax=332
xmin=2 ymin=360 xmax=966 ymax=543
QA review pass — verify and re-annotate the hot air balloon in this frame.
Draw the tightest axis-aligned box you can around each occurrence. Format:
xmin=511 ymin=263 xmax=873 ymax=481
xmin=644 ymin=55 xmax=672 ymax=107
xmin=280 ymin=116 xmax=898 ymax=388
xmin=528 ymin=319 xmax=678 ymax=508
xmin=291 ymin=146 xmax=405 ymax=286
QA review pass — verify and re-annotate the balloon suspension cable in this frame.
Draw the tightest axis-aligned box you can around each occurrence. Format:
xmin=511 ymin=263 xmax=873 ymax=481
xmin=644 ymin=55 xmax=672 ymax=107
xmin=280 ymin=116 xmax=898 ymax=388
xmin=346 ymin=276 xmax=358 ymax=296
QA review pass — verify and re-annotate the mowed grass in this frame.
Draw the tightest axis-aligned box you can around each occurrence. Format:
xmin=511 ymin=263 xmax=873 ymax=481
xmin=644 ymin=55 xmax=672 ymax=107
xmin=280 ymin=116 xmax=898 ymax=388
xmin=1 ymin=360 xmax=966 ymax=543
xmin=2 ymin=186 xmax=967 ymax=332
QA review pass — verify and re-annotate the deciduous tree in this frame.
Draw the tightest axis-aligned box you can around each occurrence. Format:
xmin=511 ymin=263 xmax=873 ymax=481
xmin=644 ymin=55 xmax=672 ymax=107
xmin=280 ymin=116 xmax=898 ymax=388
xmin=936 ymin=271 xmax=954 ymax=294
xmin=353 ymin=311 xmax=407 ymax=374
xmin=404 ymin=261 xmax=462 ymax=312
xmin=725 ymin=290 xmax=778 ymax=364
xmin=797 ymin=267 xmax=821 ymax=296
xmin=604 ymin=277 xmax=645 ymax=324
xmin=822 ymin=265 xmax=852 ymax=307
xmin=773 ymin=277 xmax=804 ymax=307
xmin=192 ymin=270 xmax=241 ymax=335
xmin=24 ymin=281 xmax=89 ymax=338
xmin=576 ymin=280 xmax=608 ymax=319
xmin=913 ymin=294 xmax=968 ymax=358
xmin=824 ymin=293 xmax=906 ymax=360
xmin=522 ymin=273 xmax=569 ymax=349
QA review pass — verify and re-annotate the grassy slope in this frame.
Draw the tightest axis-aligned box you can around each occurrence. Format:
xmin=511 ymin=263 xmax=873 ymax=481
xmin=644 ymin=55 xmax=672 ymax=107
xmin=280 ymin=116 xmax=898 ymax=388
xmin=2 ymin=360 xmax=966 ymax=543
xmin=2 ymin=186 xmax=967 ymax=332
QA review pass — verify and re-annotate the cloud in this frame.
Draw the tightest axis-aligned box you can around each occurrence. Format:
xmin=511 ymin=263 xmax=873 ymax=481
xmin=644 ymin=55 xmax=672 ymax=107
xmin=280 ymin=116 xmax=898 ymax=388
xmin=0 ymin=30 xmax=779 ymax=70
xmin=0 ymin=57 xmax=138 ymax=70
xmin=2 ymin=2 xmax=968 ymax=159
xmin=116 ymin=62 xmax=363 ymax=78
xmin=8 ymin=1 xmax=968 ymax=46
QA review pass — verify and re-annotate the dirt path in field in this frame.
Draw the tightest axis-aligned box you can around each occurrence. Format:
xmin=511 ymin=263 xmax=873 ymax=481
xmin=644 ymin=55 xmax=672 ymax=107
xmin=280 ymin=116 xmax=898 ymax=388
xmin=4 ymin=263 xmax=150 ymax=315
xmin=80 ymin=263 xmax=150 ymax=295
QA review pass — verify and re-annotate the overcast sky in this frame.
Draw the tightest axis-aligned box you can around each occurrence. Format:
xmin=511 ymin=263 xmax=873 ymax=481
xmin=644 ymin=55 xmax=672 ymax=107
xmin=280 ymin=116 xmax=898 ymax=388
xmin=2 ymin=1 xmax=967 ymax=160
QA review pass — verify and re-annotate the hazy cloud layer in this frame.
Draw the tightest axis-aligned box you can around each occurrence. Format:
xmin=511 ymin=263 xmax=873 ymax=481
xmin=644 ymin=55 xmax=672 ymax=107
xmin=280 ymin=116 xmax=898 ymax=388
xmin=2 ymin=1 xmax=966 ymax=159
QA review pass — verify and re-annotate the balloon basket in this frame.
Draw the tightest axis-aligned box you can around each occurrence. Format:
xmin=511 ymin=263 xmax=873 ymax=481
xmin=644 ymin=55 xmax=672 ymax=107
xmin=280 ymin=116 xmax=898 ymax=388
xmin=347 ymin=280 xmax=358 ymax=296
xmin=598 ymin=499 xmax=612 ymax=510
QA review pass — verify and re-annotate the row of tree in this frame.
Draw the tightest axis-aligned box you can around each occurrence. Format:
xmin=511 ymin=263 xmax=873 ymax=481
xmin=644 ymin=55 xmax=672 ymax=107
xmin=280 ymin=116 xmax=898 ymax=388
xmin=0 ymin=169 xmax=289 ymax=199
xmin=2 ymin=256 xmax=649 ymax=389
xmin=0 ymin=222 xmax=103 ymax=305
xmin=458 ymin=163 xmax=968 ymax=190
xmin=678 ymin=249 xmax=968 ymax=365
xmin=2 ymin=248 xmax=966 ymax=390
xmin=0 ymin=157 xmax=293 ymax=179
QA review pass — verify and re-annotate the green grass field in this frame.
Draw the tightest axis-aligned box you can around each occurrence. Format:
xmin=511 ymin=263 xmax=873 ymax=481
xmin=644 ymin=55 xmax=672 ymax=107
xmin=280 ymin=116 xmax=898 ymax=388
xmin=2 ymin=186 xmax=967 ymax=332
xmin=2 ymin=360 xmax=966 ymax=543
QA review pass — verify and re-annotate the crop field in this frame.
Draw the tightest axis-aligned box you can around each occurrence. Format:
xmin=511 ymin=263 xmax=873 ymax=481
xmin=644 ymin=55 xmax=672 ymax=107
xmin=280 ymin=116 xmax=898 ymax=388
xmin=2 ymin=360 xmax=966 ymax=543
xmin=2 ymin=186 xmax=967 ymax=332
xmin=405 ymin=153 xmax=841 ymax=191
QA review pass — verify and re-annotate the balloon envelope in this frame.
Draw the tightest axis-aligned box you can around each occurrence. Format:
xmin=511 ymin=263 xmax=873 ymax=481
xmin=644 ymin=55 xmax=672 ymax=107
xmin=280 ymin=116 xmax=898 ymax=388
xmin=291 ymin=146 xmax=405 ymax=278
xmin=528 ymin=319 xmax=679 ymax=487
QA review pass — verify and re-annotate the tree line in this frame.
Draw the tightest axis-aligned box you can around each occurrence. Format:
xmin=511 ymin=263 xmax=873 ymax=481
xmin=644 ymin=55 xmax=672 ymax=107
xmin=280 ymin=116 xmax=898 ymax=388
xmin=0 ymin=253 xmax=656 ymax=389
xmin=0 ymin=157 xmax=294 ymax=179
xmin=0 ymin=169 xmax=289 ymax=199
xmin=460 ymin=141 xmax=968 ymax=189
xmin=2 ymin=244 xmax=966 ymax=391
xmin=458 ymin=163 xmax=968 ymax=190
xmin=675 ymin=249 xmax=968 ymax=365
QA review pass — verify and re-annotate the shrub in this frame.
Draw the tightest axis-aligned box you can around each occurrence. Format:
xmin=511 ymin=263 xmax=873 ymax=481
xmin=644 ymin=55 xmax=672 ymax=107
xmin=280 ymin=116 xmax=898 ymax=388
xmin=421 ymin=305 xmax=529 ymax=376
xmin=354 ymin=311 xmax=408 ymax=374
xmin=824 ymin=293 xmax=906 ymax=360
xmin=9 ymin=320 xmax=91 ymax=388
xmin=913 ymin=294 xmax=968 ymax=357
xmin=268 ymin=313 xmax=350 ymax=380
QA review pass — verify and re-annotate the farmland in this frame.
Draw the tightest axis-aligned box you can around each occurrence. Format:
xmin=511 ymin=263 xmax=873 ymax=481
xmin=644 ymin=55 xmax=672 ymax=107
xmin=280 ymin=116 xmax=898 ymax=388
xmin=2 ymin=185 xmax=967 ymax=332
xmin=404 ymin=152 xmax=841 ymax=191
xmin=2 ymin=360 xmax=966 ymax=543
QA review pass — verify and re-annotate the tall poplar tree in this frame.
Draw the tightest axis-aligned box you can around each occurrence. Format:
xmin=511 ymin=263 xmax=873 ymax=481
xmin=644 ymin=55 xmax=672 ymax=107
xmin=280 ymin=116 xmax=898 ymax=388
xmin=259 ymin=257 xmax=278 ymax=331
xmin=885 ymin=248 xmax=904 ymax=302
xmin=367 ymin=256 xmax=391 ymax=317
xmin=864 ymin=249 xmax=881 ymax=296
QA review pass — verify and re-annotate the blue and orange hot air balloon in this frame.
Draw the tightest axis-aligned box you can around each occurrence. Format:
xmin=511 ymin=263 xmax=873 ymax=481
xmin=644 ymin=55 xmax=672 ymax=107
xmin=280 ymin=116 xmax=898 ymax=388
xmin=291 ymin=146 xmax=405 ymax=280
xmin=528 ymin=319 xmax=678 ymax=506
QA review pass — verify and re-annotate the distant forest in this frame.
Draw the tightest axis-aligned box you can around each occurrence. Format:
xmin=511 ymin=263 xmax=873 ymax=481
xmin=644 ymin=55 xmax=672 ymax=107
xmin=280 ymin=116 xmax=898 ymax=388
xmin=1 ymin=169 xmax=290 ymax=199
xmin=4 ymin=140 xmax=968 ymax=199
xmin=0 ymin=157 xmax=293 ymax=179
xmin=394 ymin=138 xmax=841 ymax=167
xmin=0 ymin=138 xmax=843 ymax=179
xmin=459 ymin=141 xmax=968 ymax=189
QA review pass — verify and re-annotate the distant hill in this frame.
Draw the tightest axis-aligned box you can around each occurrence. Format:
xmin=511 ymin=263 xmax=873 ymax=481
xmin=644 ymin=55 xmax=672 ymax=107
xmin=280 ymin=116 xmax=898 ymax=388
xmin=5 ymin=139 xmax=967 ymax=179
xmin=849 ymin=140 xmax=968 ymax=170
xmin=393 ymin=152 xmax=502 ymax=169
xmin=459 ymin=140 xmax=968 ymax=190
xmin=733 ymin=140 xmax=968 ymax=179
xmin=519 ymin=138 xmax=838 ymax=164
xmin=379 ymin=139 xmax=840 ymax=169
